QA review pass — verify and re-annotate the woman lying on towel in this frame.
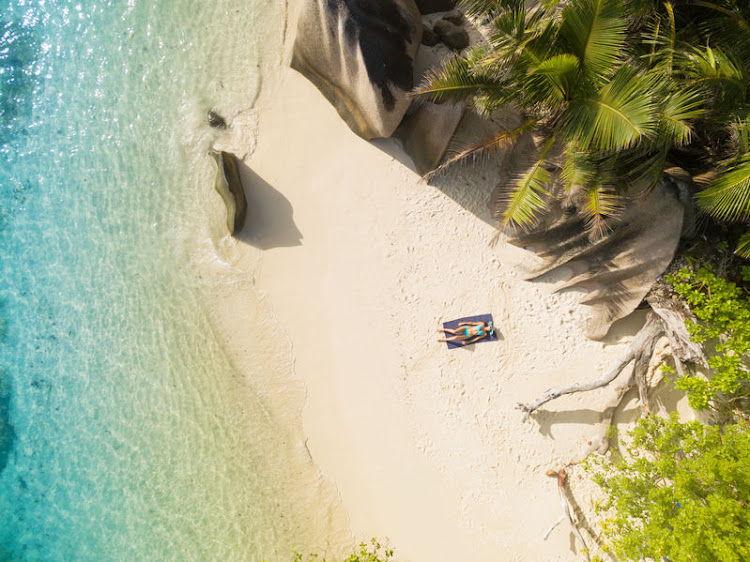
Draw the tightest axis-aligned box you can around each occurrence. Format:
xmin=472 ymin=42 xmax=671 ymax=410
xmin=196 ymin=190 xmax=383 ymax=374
xmin=438 ymin=320 xmax=495 ymax=345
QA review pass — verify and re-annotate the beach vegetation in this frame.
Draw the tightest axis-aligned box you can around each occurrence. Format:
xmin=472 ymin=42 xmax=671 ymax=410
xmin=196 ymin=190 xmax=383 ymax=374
xmin=587 ymin=414 xmax=750 ymax=562
xmin=664 ymin=264 xmax=750 ymax=414
xmin=417 ymin=0 xmax=750 ymax=253
xmin=291 ymin=538 xmax=395 ymax=562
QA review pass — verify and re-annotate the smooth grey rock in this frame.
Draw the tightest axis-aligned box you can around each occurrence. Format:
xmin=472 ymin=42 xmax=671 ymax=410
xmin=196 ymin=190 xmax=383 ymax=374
xmin=291 ymin=0 xmax=422 ymax=140
xmin=433 ymin=19 xmax=469 ymax=50
xmin=415 ymin=0 xmax=457 ymax=14
xmin=211 ymin=151 xmax=248 ymax=235
xmin=503 ymin=175 xmax=686 ymax=340
xmin=441 ymin=11 xmax=464 ymax=25
xmin=396 ymin=100 xmax=466 ymax=174
xmin=421 ymin=26 xmax=440 ymax=47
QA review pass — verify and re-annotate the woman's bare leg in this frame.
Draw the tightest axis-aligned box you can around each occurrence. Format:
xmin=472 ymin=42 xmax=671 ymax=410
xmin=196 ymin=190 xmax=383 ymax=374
xmin=437 ymin=335 xmax=464 ymax=342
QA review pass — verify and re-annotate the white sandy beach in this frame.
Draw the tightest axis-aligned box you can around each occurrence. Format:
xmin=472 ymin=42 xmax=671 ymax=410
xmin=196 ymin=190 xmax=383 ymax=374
xmin=224 ymin=62 xmax=689 ymax=561
xmin=197 ymin=6 xmax=698 ymax=557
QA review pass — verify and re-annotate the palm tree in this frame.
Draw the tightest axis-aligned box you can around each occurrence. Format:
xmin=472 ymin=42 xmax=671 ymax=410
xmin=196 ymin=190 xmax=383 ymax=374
xmin=416 ymin=0 xmax=750 ymax=254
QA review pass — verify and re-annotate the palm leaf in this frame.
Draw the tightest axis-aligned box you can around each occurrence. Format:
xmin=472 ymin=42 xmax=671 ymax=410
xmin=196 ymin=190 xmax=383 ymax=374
xmin=527 ymin=53 xmax=580 ymax=105
xmin=697 ymin=153 xmax=750 ymax=221
xmin=581 ymin=183 xmax=622 ymax=238
xmin=563 ymin=67 xmax=658 ymax=151
xmin=680 ymin=45 xmax=747 ymax=102
xmin=729 ymin=112 xmax=750 ymax=154
xmin=559 ymin=0 xmax=627 ymax=79
xmin=561 ymin=142 xmax=598 ymax=191
xmin=498 ymin=140 xmax=555 ymax=228
xmin=425 ymin=119 xmax=537 ymax=180
xmin=460 ymin=0 xmax=520 ymax=19
xmin=657 ymin=87 xmax=706 ymax=146
xmin=734 ymin=228 xmax=750 ymax=258
xmin=414 ymin=56 xmax=503 ymax=105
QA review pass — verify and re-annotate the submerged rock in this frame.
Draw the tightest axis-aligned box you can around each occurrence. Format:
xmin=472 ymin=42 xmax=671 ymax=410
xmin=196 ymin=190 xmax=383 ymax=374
xmin=0 ymin=371 xmax=14 ymax=474
xmin=207 ymin=110 xmax=227 ymax=129
xmin=291 ymin=0 xmax=422 ymax=140
xmin=211 ymin=150 xmax=248 ymax=235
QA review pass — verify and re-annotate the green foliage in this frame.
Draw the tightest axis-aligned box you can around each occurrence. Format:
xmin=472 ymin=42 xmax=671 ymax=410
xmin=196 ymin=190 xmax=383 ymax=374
xmin=666 ymin=266 xmax=750 ymax=411
xmin=292 ymin=539 xmax=395 ymax=562
xmin=589 ymin=414 xmax=750 ymax=562
xmin=417 ymin=0 xmax=750 ymax=245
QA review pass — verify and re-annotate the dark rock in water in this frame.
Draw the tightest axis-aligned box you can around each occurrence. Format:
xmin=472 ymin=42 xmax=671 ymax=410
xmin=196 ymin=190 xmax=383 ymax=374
xmin=292 ymin=0 xmax=422 ymax=140
xmin=421 ymin=26 xmax=440 ymax=47
xmin=415 ymin=0 xmax=457 ymax=14
xmin=441 ymin=11 xmax=464 ymax=25
xmin=207 ymin=110 xmax=227 ymax=129
xmin=0 ymin=372 xmax=15 ymax=474
xmin=211 ymin=151 xmax=248 ymax=235
xmin=433 ymin=19 xmax=469 ymax=50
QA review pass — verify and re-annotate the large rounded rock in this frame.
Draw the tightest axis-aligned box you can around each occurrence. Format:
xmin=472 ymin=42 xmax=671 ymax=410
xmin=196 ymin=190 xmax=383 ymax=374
xmin=433 ymin=19 xmax=469 ymax=50
xmin=292 ymin=0 xmax=422 ymax=140
xmin=503 ymin=174 xmax=687 ymax=341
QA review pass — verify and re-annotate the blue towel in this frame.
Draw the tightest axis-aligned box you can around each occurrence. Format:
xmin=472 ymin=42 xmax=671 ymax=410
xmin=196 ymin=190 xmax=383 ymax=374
xmin=442 ymin=314 xmax=498 ymax=349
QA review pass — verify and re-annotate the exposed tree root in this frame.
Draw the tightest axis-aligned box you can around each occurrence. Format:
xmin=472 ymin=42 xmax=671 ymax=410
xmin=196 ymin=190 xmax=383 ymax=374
xmin=544 ymin=467 xmax=591 ymax=562
xmin=525 ymin=294 xmax=705 ymax=560
xmin=518 ymin=312 xmax=666 ymax=416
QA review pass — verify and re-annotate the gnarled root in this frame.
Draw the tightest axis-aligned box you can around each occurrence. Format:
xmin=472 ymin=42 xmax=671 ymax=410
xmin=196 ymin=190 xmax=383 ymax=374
xmin=544 ymin=467 xmax=591 ymax=562
xmin=518 ymin=312 xmax=666 ymax=416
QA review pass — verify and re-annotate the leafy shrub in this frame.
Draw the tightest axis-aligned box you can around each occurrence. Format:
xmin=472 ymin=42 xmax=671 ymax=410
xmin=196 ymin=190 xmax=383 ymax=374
xmin=665 ymin=266 xmax=750 ymax=411
xmin=589 ymin=414 xmax=750 ymax=561
xmin=292 ymin=538 xmax=394 ymax=562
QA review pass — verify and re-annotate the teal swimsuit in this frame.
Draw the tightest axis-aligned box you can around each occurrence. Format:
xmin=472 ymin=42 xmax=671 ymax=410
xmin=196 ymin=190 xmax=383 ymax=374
xmin=465 ymin=325 xmax=485 ymax=337
xmin=465 ymin=322 xmax=494 ymax=338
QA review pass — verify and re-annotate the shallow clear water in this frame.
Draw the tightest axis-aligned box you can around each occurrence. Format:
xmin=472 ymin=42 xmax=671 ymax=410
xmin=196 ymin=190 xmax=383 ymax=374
xmin=0 ymin=1 xmax=345 ymax=560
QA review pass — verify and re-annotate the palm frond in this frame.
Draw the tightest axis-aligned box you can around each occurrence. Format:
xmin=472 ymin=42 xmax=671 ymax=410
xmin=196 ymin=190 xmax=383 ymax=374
xmin=657 ymin=87 xmax=706 ymax=146
xmin=559 ymin=0 xmax=627 ymax=79
xmin=561 ymin=142 xmax=598 ymax=191
xmin=414 ymin=56 xmax=503 ymax=105
xmin=734 ymin=228 xmax=750 ymax=258
xmin=640 ymin=3 xmax=676 ymax=75
xmin=425 ymin=119 xmax=537 ymax=181
xmin=498 ymin=140 xmax=555 ymax=228
xmin=680 ymin=45 xmax=747 ymax=103
xmin=619 ymin=145 xmax=668 ymax=192
xmin=729 ymin=112 xmax=750 ymax=154
xmin=460 ymin=0 xmax=520 ymax=19
xmin=697 ymin=153 xmax=750 ymax=221
xmin=563 ymin=67 xmax=658 ymax=151
xmin=527 ymin=53 xmax=580 ymax=105
xmin=581 ymin=183 xmax=623 ymax=238
xmin=689 ymin=1 xmax=750 ymax=29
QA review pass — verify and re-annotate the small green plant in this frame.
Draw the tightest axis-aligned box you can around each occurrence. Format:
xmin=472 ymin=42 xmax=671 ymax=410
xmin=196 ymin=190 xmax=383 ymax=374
xmin=589 ymin=414 xmax=750 ymax=562
xmin=665 ymin=265 xmax=750 ymax=411
xmin=292 ymin=538 xmax=395 ymax=562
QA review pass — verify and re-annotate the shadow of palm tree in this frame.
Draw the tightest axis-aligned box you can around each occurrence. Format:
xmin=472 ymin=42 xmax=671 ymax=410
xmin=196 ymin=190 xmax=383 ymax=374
xmin=234 ymin=162 xmax=303 ymax=250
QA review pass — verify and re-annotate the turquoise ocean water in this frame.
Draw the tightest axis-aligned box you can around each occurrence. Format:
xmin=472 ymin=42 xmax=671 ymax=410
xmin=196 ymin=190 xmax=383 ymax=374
xmin=0 ymin=1 xmax=347 ymax=560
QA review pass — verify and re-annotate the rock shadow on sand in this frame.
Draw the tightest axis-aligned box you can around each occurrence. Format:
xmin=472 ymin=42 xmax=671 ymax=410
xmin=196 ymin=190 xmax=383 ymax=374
xmin=235 ymin=163 xmax=303 ymax=250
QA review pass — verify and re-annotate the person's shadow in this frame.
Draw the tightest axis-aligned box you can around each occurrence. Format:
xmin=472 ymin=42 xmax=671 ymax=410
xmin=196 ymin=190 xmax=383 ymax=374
xmin=235 ymin=162 xmax=302 ymax=250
